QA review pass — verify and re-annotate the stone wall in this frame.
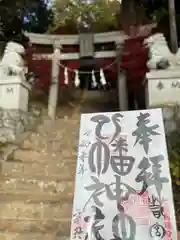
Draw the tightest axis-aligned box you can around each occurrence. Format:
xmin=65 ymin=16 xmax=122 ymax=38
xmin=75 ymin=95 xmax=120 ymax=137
xmin=0 ymin=107 xmax=40 ymax=143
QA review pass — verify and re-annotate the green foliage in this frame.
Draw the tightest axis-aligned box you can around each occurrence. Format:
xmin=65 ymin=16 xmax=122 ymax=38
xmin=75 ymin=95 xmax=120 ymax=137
xmin=151 ymin=7 xmax=167 ymax=22
xmin=49 ymin=0 xmax=120 ymax=33
xmin=23 ymin=1 xmax=53 ymax=33
xmin=0 ymin=0 xmax=40 ymax=39
xmin=0 ymin=0 xmax=52 ymax=38
xmin=150 ymin=105 xmax=180 ymax=186
xmin=167 ymin=130 xmax=180 ymax=185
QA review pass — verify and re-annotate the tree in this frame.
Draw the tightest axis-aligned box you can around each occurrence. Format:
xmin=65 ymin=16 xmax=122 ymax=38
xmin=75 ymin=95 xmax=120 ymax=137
xmin=142 ymin=0 xmax=178 ymax=52
xmin=118 ymin=0 xmax=178 ymax=51
xmin=168 ymin=0 xmax=178 ymax=53
xmin=0 ymin=0 xmax=52 ymax=41
xmin=0 ymin=0 xmax=33 ymax=47
xmin=49 ymin=0 xmax=120 ymax=33
xmin=23 ymin=0 xmax=53 ymax=33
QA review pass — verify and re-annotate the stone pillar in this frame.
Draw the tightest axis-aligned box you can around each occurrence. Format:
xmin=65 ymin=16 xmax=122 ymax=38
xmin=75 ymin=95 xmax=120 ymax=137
xmin=0 ymin=76 xmax=31 ymax=111
xmin=48 ymin=43 xmax=61 ymax=120
xmin=146 ymin=68 xmax=180 ymax=133
xmin=0 ymin=41 xmax=32 ymax=112
xmin=116 ymin=42 xmax=128 ymax=111
xmin=146 ymin=69 xmax=180 ymax=107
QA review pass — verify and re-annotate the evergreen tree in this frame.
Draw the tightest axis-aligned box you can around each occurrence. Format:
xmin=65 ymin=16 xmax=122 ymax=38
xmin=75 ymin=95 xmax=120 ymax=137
xmin=0 ymin=0 xmax=53 ymax=42
xmin=23 ymin=0 xmax=53 ymax=33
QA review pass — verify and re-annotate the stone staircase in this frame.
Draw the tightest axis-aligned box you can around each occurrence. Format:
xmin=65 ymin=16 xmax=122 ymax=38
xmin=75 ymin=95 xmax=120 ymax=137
xmin=0 ymin=109 xmax=80 ymax=240
xmin=0 ymin=89 xmax=118 ymax=240
xmin=0 ymin=89 xmax=179 ymax=239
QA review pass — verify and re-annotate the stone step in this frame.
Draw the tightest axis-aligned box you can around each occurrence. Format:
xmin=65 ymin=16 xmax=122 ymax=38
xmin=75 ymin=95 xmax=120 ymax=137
xmin=2 ymin=162 xmax=77 ymax=181
xmin=8 ymin=149 xmax=77 ymax=163
xmin=0 ymin=192 xmax=72 ymax=203
xmin=21 ymin=137 xmax=78 ymax=152
xmin=36 ymin=119 xmax=80 ymax=136
xmin=37 ymin=118 xmax=80 ymax=128
xmin=0 ymin=232 xmax=69 ymax=240
xmin=0 ymin=218 xmax=71 ymax=235
xmin=0 ymin=201 xmax=72 ymax=220
xmin=25 ymin=119 xmax=79 ymax=148
xmin=0 ymin=178 xmax=75 ymax=199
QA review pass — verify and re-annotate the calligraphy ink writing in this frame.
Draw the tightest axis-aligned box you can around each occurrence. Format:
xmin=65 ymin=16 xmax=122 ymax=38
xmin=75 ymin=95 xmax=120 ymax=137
xmin=91 ymin=115 xmax=111 ymax=139
xmin=81 ymin=111 xmax=171 ymax=240
xmin=135 ymin=154 xmax=169 ymax=198
xmin=132 ymin=112 xmax=160 ymax=154
xmin=109 ymin=113 xmax=123 ymax=144
xmin=111 ymin=137 xmax=135 ymax=176
xmin=88 ymin=113 xmax=124 ymax=176
xmin=73 ymin=227 xmax=83 ymax=239
xmin=88 ymin=139 xmax=110 ymax=176
xmin=91 ymin=113 xmax=123 ymax=141
xmin=72 ymin=211 xmax=83 ymax=240
xmin=79 ymin=140 xmax=91 ymax=148
xmin=78 ymin=151 xmax=88 ymax=176
xmin=73 ymin=211 xmax=82 ymax=225
xmin=84 ymin=176 xmax=106 ymax=207
xmin=148 ymin=195 xmax=164 ymax=219
xmin=84 ymin=206 xmax=105 ymax=240
xmin=84 ymin=206 xmax=136 ymax=240
xmin=105 ymin=175 xmax=136 ymax=202
xmin=112 ymin=206 xmax=136 ymax=240
xmin=84 ymin=175 xmax=136 ymax=208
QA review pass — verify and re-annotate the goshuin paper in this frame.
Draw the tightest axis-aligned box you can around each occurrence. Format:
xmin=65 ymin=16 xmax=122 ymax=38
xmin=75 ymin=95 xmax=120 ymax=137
xmin=71 ymin=109 xmax=177 ymax=240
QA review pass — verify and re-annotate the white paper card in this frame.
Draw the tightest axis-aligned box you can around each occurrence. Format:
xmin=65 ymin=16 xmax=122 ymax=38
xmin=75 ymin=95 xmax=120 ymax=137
xmin=71 ymin=109 xmax=177 ymax=240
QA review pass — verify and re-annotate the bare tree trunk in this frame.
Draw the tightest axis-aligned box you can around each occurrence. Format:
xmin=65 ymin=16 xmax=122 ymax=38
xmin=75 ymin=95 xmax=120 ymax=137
xmin=168 ymin=0 xmax=178 ymax=53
